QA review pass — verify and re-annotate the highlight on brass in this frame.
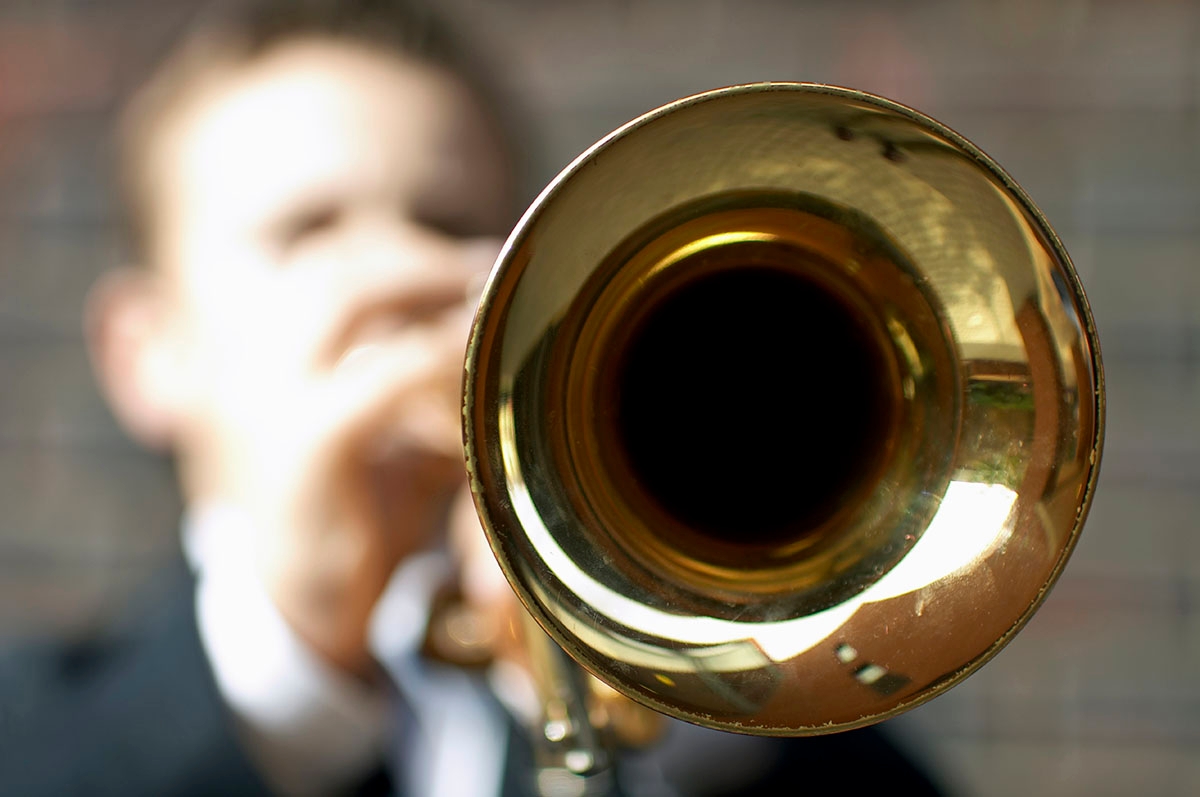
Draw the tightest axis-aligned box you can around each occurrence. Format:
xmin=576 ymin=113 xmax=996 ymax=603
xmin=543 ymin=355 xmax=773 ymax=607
xmin=463 ymin=83 xmax=1104 ymax=735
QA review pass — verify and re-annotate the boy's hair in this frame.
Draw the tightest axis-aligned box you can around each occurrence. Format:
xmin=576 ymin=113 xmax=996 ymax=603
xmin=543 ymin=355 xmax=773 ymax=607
xmin=117 ymin=0 xmax=514 ymax=264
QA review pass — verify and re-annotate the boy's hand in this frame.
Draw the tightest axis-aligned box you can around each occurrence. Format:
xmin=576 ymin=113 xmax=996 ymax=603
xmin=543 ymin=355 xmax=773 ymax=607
xmin=196 ymin=237 xmax=499 ymax=677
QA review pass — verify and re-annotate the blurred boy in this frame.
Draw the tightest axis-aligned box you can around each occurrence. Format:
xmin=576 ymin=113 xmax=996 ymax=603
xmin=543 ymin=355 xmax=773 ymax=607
xmin=7 ymin=2 xmax=513 ymax=795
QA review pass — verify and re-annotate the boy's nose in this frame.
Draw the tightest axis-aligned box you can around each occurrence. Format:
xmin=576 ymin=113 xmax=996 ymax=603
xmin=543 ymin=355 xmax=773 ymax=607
xmin=319 ymin=223 xmax=500 ymax=361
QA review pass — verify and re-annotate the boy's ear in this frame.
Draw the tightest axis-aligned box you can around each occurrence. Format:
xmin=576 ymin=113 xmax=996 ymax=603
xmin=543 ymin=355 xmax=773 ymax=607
xmin=84 ymin=268 xmax=188 ymax=451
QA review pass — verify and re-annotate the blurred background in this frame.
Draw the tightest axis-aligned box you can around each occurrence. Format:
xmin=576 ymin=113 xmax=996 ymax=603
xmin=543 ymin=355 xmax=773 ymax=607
xmin=0 ymin=0 xmax=1195 ymax=794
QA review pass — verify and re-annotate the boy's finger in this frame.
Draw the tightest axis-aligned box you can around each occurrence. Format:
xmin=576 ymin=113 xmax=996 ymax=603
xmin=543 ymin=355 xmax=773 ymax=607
xmin=315 ymin=330 xmax=462 ymax=454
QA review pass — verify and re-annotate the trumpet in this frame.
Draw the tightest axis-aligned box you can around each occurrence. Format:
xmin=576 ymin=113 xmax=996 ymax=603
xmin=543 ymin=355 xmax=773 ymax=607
xmin=459 ymin=83 xmax=1103 ymax=777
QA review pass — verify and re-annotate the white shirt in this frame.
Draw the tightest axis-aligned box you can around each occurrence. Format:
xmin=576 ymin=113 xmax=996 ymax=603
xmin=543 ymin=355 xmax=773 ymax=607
xmin=184 ymin=505 xmax=507 ymax=797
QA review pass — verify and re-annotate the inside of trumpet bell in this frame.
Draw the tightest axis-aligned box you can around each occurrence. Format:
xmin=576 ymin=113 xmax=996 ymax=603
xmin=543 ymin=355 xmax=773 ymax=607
xmin=614 ymin=264 xmax=896 ymax=548
xmin=553 ymin=198 xmax=951 ymax=598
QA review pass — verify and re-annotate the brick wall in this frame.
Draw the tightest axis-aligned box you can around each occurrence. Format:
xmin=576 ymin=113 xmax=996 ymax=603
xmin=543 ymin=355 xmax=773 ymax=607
xmin=0 ymin=1 xmax=195 ymax=636
xmin=1 ymin=1 xmax=1196 ymax=794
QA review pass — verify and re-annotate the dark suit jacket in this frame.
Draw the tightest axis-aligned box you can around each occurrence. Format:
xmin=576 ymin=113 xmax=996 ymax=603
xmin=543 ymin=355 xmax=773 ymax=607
xmin=0 ymin=563 xmax=277 ymax=797
xmin=0 ymin=565 xmax=944 ymax=797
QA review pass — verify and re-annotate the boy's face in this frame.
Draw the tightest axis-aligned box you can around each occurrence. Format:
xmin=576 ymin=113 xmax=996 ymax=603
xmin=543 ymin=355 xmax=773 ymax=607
xmin=140 ymin=40 xmax=510 ymax=500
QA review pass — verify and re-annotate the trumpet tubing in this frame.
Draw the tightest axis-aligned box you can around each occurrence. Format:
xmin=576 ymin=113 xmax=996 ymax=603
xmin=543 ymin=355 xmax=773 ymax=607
xmin=463 ymin=84 xmax=1104 ymax=735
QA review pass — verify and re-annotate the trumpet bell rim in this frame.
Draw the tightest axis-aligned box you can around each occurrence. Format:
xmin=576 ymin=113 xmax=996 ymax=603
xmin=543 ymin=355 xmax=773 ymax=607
xmin=464 ymin=82 xmax=1104 ymax=735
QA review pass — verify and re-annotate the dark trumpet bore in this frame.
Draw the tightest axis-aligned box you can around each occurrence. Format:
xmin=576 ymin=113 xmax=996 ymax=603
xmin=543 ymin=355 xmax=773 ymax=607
xmin=614 ymin=264 xmax=895 ymax=548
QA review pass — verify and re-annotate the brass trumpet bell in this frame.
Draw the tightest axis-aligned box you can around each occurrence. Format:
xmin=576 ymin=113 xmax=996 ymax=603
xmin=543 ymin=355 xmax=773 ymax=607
xmin=463 ymin=84 xmax=1103 ymax=735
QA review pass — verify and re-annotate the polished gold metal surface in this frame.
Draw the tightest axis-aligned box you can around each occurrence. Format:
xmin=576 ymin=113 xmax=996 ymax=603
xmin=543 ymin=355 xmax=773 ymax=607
xmin=463 ymin=83 xmax=1104 ymax=735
